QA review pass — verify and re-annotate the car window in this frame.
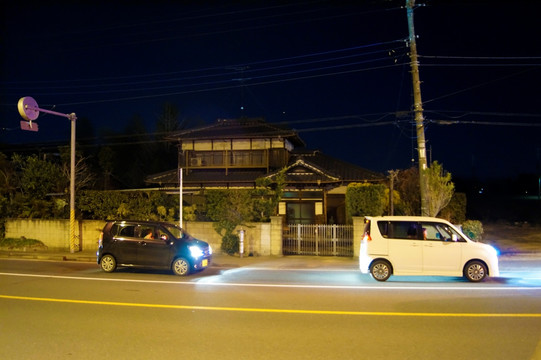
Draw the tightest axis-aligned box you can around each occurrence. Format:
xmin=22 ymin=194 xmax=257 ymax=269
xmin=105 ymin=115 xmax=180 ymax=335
xmin=443 ymin=224 xmax=467 ymax=242
xmin=110 ymin=224 xmax=120 ymax=236
xmin=421 ymin=222 xmax=466 ymax=242
xmin=163 ymin=224 xmax=185 ymax=239
xmin=117 ymin=224 xmax=136 ymax=238
xmin=421 ymin=223 xmax=445 ymax=240
xmin=138 ymin=226 xmax=155 ymax=239
xmin=378 ymin=221 xmax=422 ymax=240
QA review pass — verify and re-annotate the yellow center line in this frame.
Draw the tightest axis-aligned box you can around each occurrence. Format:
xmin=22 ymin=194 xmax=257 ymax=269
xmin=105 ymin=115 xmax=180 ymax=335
xmin=1 ymin=294 xmax=540 ymax=317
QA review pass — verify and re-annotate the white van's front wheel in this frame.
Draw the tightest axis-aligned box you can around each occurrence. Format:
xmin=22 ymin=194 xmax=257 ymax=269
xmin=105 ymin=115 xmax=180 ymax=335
xmin=370 ymin=260 xmax=391 ymax=282
xmin=464 ymin=261 xmax=487 ymax=282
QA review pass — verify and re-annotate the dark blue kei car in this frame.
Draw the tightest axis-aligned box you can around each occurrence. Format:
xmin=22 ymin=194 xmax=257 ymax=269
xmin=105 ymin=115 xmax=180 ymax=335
xmin=97 ymin=220 xmax=212 ymax=276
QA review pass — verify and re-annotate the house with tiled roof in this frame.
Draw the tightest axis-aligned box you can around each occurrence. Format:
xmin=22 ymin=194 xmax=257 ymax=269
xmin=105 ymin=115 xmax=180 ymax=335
xmin=145 ymin=117 xmax=384 ymax=224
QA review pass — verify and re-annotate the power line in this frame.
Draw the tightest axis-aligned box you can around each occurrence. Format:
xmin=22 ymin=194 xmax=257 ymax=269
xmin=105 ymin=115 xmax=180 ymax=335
xmin=3 ymin=41 xmax=405 ymax=89
xmin=422 ymin=68 xmax=535 ymax=105
xmin=6 ymin=62 xmax=407 ymax=107
xmin=420 ymin=55 xmax=541 ymax=60
xmin=429 ymin=119 xmax=541 ymax=127
xmin=424 ymin=110 xmax=541 ymax=119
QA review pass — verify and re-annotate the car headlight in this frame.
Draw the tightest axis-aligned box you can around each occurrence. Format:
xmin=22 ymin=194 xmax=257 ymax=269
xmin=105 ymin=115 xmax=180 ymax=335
xmin=208 ymin=245 xmax=212 ymax=255
xmin=189 ymin=245 xmax=204 ymax=259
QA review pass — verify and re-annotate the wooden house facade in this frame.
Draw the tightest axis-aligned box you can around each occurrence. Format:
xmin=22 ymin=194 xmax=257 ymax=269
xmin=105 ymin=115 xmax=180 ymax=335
xmin=146 ymin=117 xmax=384 ymax=224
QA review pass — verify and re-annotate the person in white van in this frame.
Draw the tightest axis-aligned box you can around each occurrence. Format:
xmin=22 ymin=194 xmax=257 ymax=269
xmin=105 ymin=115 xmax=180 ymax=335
xmin=359 ymin=216 xmax=500 ymax=282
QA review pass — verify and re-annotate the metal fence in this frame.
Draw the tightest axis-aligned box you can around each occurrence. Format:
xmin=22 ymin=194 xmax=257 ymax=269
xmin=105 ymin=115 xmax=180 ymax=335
xmin=283 ymin=224 xmax=354 ymax=257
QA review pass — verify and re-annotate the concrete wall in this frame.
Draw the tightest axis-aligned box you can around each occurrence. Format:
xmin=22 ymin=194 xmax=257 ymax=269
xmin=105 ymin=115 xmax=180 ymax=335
xmin=5 ymin=219 xmax=104 ymax=251
xmin=352 ymin=216 xmax=365 ymax=258
xmin=4 ymin=217 xmax=285 ymax=255
xmin=4 ymin=217 xmax=363 ymax=257
xmin=183 ymin=221 xmax=275 ymax=256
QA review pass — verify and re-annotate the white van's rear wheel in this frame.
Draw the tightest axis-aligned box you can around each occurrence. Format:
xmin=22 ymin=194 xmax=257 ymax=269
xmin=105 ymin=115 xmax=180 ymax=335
xmin=370 ymin=260 xmax=391 ymax=281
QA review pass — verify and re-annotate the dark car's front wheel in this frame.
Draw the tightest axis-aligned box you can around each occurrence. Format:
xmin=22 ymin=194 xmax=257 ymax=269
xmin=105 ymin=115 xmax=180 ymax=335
xmin=100 ymin=254 xmax=117 ymax=273
xmin=172 ymin=257 xmax=191 ymax=276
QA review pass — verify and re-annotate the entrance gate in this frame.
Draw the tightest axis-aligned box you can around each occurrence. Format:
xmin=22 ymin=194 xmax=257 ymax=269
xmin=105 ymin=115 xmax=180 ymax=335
xmin=283 ymin=224 xmax=354 ymax=257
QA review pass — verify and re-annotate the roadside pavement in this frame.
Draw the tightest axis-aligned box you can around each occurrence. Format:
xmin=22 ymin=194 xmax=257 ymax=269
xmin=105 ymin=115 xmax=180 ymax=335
xmin=0 ymin=247 xmax=539 ymax=271
xmin=0 ymin=248 xmax=361 ymax=270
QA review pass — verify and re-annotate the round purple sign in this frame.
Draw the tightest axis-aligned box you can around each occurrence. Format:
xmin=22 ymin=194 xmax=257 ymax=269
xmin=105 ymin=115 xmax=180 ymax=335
xmin=17 ymin=96 xmax=40 ymax=121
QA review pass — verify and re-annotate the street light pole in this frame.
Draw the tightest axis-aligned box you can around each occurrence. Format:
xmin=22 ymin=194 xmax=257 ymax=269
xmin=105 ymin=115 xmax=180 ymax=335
xmin=18 ymin=97 xmax=78 ymax=253
xmin=69 ymin=113 xmax=77 ymax=252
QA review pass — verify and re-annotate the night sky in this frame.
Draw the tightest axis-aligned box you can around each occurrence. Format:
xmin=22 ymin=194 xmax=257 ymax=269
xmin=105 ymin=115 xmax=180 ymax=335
xmin=1 ymin=1 xmax=540 ymax=181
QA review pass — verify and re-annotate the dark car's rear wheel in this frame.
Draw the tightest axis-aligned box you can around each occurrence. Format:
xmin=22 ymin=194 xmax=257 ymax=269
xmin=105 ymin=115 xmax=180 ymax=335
xmin=370 ymin=259 xmax=392 ymax=281
xmin=464 ymin=261 xmax=487 ymax=282
xmin=172 ymin=257 xmax=190 ymax=276
xmin=100 ymin=254 xmax=117 ymax=273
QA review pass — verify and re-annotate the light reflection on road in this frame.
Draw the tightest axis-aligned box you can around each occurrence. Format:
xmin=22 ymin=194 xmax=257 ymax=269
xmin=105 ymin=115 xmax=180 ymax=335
xmin=193 ymin=266 xmax=541 ymax=290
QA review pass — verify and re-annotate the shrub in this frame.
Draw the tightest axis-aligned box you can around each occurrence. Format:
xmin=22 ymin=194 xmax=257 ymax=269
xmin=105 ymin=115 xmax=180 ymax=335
xmin=346 ymin=183 xmax=386 ymax=220
xmin=462 ymin=220 xmax=484 ymax=241
xmin=221 ymin=233 xmax=239 ymax=255
xmin=0 ymin=237 xmax=46 ymax=248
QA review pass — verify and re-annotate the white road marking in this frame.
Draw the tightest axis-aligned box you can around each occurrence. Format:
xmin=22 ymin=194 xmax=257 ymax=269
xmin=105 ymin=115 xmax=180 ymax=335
xmin=0 ymin=271 xmax=539 ymax=290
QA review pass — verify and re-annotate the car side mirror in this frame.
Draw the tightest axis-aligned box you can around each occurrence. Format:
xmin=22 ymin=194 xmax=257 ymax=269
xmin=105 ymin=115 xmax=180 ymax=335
xmin=160 ymin=234 xmax=169 ymax=241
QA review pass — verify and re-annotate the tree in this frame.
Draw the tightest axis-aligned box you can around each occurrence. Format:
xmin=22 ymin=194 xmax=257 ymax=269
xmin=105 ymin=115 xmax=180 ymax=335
xmin=10 ymin=154 xmax=66 ymax=218
xmin=395 ymin=166 xmax=421 ymax=215
xmin=59 ymin=146 xmax=96 ymax=193
xmin=12 ymin=154 xmax=65 ymax=199
xmin=424 ymin=161 xmax=454 ymax=217
xmin=346 ymin=183 xmax=387 ymax=219
xmin=252 ymin=169 xmax=286 ymax=221
xmin=0 ymin=153 xmax=16 ymax=221
xmin=98 ymin=146 xmax=115 ymax=190
xmin=152 ymin=103 xmax=206 ymax=174
xmin=116 ymin=114 xmax=150 ymax=188
xmin=439 ymin=192 xmax=467 ymax=223
xmin=151 ymin=103 xmax=182 ymax=173
xmin=206 ymin=189 xmax=253 ymax=254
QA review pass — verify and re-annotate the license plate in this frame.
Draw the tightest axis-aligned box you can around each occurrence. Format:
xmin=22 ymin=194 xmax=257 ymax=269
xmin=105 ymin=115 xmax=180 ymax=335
xmin=202 ymin=259 xmax=208 ymax=267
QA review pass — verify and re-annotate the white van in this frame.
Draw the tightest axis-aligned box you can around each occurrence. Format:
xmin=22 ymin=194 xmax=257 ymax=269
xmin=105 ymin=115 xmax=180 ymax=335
xmin=359 ymin=216 xmax=499 ymax=282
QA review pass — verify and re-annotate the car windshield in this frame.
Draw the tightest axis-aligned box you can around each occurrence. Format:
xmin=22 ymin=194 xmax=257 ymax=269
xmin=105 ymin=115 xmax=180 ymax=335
xmin=163 ymin=224 xmax=186 ymax=239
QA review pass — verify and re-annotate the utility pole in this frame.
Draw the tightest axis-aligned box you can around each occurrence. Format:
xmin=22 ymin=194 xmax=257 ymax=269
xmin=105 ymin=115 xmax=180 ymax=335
xmin=179 ymin=167 xmax=183 ymax=229
xmin=388 ymin=170 xmax=399 ymax=215
xmin=406 ymin=0 xmax=429 ymax=216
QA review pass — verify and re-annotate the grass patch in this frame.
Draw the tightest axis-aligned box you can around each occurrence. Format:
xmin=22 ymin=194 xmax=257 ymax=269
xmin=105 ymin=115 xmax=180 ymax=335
xmin=0 ymin=237 xmax=46 ymax=248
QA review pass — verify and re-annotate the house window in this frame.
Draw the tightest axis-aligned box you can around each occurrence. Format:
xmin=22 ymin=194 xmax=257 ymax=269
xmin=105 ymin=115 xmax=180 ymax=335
xmin=189 ymin=151 xmax=224 ymax=167
xmin=287 ymin=202 xmax=315 ymax=224
xmin=231 ymin=151 xmax=250 ymax=166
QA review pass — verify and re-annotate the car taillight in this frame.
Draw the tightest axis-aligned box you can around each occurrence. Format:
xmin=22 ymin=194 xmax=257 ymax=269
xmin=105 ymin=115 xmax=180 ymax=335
xmin=98 ymin=232 xmax=103 ymax=247
xmin=363 ymin=233 xmax=371 ymax=241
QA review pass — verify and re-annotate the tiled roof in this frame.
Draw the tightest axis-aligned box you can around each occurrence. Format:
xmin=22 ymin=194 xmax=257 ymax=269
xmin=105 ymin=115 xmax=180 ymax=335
xmin=146 ymin=169 xmax=266 ymax=187
xmin=146 ymin=149 xmax=384 ymax=187
xmin=287 ymin=149 xmax=384 ymax=182
xmin=166 ymin=117 xmax=305 ymax=147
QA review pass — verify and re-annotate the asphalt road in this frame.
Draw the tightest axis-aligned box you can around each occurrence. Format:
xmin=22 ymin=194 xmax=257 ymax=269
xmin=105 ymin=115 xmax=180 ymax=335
xmin=1 ymin=258 xmax=540 ymax=360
